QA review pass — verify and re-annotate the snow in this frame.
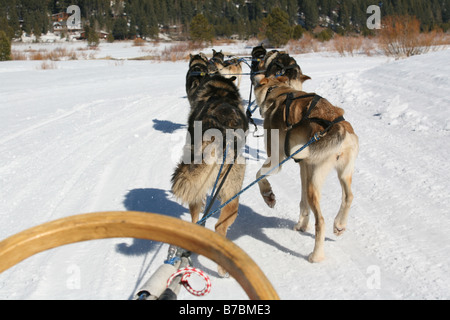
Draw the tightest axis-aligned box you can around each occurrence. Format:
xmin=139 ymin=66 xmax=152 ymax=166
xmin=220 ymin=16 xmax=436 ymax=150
xmin=0 ymin=42 xmax=449 ymax=300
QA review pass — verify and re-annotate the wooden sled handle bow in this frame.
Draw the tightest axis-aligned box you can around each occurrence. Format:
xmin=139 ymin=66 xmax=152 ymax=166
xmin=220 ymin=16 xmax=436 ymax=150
xmin=0 ymin=211 xmax=279 ymax=300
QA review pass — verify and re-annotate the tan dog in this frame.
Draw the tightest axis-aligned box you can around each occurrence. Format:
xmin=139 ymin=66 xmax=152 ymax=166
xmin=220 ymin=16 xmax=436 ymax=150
xmin=254 ymin=76 xmax=359 ymax=263
xmin=251 ymin=47 xmax=311 ymax=91
xmin=211 ymin=49 xmax=243 ymax=88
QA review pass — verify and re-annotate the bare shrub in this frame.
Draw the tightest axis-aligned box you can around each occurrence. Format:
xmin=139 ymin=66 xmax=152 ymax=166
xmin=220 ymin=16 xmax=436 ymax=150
xmin=361 ymin=38 xmax=376 ymax=56
xmin=419 ymin=29 xmax=450 ymax=50
xmin=378 ymin=15 xmax=439 ymax=58
xmin=77 ymin=51 xmax=88 ymax=59
xmin=286 ymin=33 xmax=320 ymax=54
xmin=39 ymin=61 xmax=57 ymax=70
xmin=88 ymin=51 xmax=97 ymax=60
xmin=333 ymin=35 xmax=346 ymax=56
xmin=28 ymin=47 xmax=79 ymax=61
xmin=157 ymin=41 xmax=206 ymax=62
xmin=30 ymin=50 xmax=48 ymax=60
xmin=50 ymin=47 xmax=79 ymax=60
xmin=11 ymin=50 xmax=27 ymax=60
xmin=48 ymin=47 xmax=65 ymax=60
xmin=435 ymin=32 xmax=450 ymax=46
xmin=333 ymin=35 xmax=363 ymax=56
xmin=133 ymin=38 xmax=146 ymax=47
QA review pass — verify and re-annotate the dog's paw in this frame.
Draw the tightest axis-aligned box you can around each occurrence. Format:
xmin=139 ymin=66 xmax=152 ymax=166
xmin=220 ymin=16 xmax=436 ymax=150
xmin=294 ymin=216 xmax=309 ymax=232
xmin=262 ymin=191 xmax=276 ymax=208
xmin=333 ymin=224 xmax=346 ymax=236
xmin=308 ymin=252 xmax=325 ymax=263
xmin=294 ymin=221 xmax=308 ymax=232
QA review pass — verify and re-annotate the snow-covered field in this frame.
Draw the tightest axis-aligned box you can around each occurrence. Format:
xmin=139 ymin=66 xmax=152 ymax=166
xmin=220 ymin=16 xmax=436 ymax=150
xmin=0 ymin=41 xmax=449 ymax=300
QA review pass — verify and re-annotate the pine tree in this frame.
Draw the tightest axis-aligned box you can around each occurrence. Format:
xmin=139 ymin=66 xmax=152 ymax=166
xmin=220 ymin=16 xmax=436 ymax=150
xmin=286 ymin=0 xmax=299 ymax=24
xmin=112 ymin=17 xmax=128 ymax=40
xmin=6 ymin=0 xmax=21 ymax=38
xmin=85 ymin=25 xmax=99 ymax=47
xmin=292 ymin=25 xmax=305 ymax=39
xmin=338 ymin=0 xmax=351 ymax=33
xmin=0 ymin=17 xmax=15 ymax=40
xmin=303 ymin=0 xmax=319 ymax=30
xmin=431 ymin=0 xmax=443 ymax=26
xmin=264 ymin=7 xmax=292 ymax=47
xmin=189 ymin=14 xmax=214 ymax=42
xmin=0 ymin=30 xmax=11 ymax=61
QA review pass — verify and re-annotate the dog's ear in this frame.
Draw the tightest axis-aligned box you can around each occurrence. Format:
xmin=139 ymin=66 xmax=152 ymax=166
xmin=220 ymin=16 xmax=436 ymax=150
xmin=259 ymin=78 xmax=269 ymax=85
xmin=212 ymin=49 xmax=216 ymax=54
xmin=277 ymin=76 xmax=289 ymax=83
xmin=229 ymin=76 xmax=237 ymax=82
xmin=301 ymin=74 xmax=312 ymax=82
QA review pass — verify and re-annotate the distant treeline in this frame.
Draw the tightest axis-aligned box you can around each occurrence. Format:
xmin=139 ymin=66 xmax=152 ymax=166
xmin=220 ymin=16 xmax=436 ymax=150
xmin=0 ymin=0 xmax=449 ymax=40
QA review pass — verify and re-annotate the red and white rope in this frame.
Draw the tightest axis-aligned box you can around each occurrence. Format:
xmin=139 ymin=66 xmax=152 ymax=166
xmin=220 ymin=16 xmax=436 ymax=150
xmin=167 ymin=267 xmax=211 ymax=297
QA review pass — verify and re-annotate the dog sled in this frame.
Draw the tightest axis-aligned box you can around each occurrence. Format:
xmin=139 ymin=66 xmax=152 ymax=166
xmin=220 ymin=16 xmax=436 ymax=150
xmin=0 ymin=211 xmax=279 ymax=300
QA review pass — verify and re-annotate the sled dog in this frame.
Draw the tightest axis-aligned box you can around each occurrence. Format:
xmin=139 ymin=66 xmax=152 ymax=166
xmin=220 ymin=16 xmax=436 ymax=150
xmin=250 ymin=44 xmax=267 ymax=85
xmin=254 ymin=76 xmax=359 ymax=263
xmin=172 ymin=73 xmax=248 ymax=276
xmin=211 ymin=49 xmax=243 ymax=88
xmin=251 ymin=46 xmax=311 ymax=92
xmin=186 ymin=53 xmax=217 ymax=105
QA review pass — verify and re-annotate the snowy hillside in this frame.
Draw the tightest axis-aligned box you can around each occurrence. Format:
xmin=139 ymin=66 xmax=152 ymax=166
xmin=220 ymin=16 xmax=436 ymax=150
xmin=0 ymin=42 xmax=449 ymax=300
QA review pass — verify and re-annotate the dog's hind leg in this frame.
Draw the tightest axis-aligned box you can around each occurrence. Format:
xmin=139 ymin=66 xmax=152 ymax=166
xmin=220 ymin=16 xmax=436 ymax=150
xmin=189 ymin=201 xmax=204 ymax=224
xmin=294 ymin=161 xmax=310 ymax=232
xmin=236 ymin=66 xmax=242 ymax=88
xmin=256 ymin=158 xmax=279 ymax=208
xmin=333 ymin=173 xmax=353 ymax=236
xmin=304 ymin=160 xmax=334 ymax=263
xmin=213 ymin=164 xmax=245 ymax=277
xmin=215 ymin=197 xmax=240 ymax=277
xmin=256 ymin=129 xmax=283 ymax=208
xmin=333 ymin=144 xmax=357 ymax=236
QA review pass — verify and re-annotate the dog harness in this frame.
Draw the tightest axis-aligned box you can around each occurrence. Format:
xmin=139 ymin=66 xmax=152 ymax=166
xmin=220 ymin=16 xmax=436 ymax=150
xmin=283 ymin=92 xmax=345 ymax=163
xmin=188 ymin=62 xmax=209 ymax=77
xmin=272 ymin=60 xmax=298 ymax=77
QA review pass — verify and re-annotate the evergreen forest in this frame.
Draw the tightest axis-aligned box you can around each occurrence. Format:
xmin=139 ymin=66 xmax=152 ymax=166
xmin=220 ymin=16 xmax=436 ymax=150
xmin=0 ymin=0 xmax=449 ymax=41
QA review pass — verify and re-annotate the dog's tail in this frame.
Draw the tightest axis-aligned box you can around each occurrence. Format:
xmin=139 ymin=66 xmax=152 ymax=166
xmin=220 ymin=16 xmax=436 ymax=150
xmin=171 ymin=139 xmax=228 ymax=206
xmin=171 ymin=161 xmax=218 ymax=206
xmin=309 ymin=117 xmax=354 ymax=162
